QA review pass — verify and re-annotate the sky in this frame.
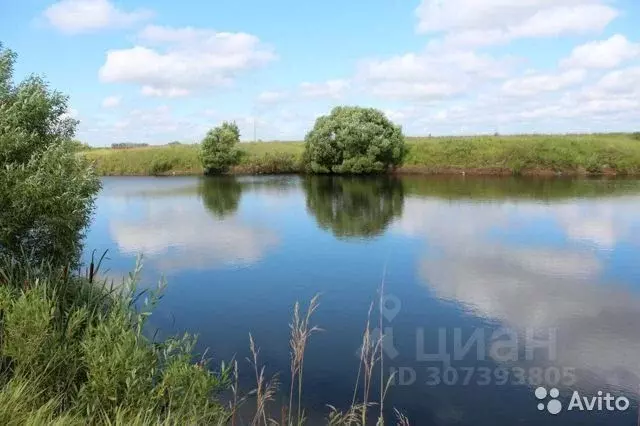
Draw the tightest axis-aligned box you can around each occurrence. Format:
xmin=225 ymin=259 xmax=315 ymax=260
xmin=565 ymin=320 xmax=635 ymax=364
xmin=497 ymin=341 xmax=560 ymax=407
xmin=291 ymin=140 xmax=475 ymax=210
xmin=1 ymin=0 xmax=640 ymax=146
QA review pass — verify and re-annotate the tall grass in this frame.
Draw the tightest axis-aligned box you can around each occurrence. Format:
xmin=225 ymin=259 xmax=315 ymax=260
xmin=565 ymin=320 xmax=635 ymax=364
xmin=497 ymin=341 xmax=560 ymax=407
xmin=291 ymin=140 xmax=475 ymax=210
xmin=0 ymin=255 xmax=408 ymax=425
xmin=0 ymin=255 xmax=231 ymax=425
xmin=403 ymin=133 xmax=640 ymax=175
xmin=84 ymin=133 xmax=640 ymax=176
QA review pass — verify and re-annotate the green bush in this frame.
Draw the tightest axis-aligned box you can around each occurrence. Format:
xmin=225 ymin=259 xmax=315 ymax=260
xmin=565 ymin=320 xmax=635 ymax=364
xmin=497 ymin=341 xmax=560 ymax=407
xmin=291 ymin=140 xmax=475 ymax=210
xmin=303 ymin=106 xmax=406 ymax=174
xmin=0 ymin=256 xmax=231 ymax=425
xmin=632 ymin=132 xmax=640 ymax=141
xmin=240 ymin=152 xmax=302 ymax=174
xmin=148 ymin=158 xmax=174 ymax=175
xmin=200 ymin=121 xmax=241 ymax=175
xmin=0 ymin=43 xmax=101 ymax=267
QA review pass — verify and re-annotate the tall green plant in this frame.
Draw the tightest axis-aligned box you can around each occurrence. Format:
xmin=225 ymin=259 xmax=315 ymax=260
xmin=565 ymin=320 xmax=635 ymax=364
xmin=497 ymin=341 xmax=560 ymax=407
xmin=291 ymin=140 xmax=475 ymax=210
xmin=304 ymin=106 xmax=406 ymax=174
xmin=0 ymin=43 xmax=101 ymax=267
xmin=200 ymin=121 xmax=242 ymax=174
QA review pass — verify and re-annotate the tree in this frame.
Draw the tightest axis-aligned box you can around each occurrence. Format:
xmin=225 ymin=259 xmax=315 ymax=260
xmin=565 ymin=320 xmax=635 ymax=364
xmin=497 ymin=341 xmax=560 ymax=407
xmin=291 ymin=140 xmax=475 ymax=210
xmin=0 ymin=43 xmax=101 ymax=267
xmin=303 ymin=106 xmax=406 ymax=174
xmin=303 ymin=176 xmax=404 ymax=238
xmin=200 ymin=121 xmax=241 ymax=174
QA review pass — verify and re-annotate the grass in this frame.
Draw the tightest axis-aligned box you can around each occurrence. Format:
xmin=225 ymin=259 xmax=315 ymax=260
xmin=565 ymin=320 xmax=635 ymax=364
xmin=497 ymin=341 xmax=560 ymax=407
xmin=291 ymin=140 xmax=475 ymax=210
xmin=403 ymin=133 xmax=640 ymax=175
xmin=83 ymin=142 xmax=305 ymax=176
xmin=0 ymin=254 xmax=408 ymax=425
xmin=83 ymin=134 xmax=640 ymax=176
xmin=0 ymin=255 xmax=232 ymax=425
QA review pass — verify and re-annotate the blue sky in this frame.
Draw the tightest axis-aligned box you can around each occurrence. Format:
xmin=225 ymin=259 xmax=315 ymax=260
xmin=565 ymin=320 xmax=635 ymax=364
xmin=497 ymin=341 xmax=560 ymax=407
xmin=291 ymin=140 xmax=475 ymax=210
xmin=1 ymin=0 xmax=640 ymax=146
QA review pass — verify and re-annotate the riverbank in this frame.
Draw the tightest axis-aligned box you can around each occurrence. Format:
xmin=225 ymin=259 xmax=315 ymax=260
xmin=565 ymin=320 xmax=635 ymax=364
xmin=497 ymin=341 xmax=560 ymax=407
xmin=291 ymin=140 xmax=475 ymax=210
xmin=83 ymin=133 xmax=640 ymax=176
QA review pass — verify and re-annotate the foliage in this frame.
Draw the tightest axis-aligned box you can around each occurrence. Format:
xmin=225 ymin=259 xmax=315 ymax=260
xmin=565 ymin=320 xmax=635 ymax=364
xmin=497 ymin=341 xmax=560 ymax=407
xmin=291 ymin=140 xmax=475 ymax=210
xmin=198 ymin=177 xmax=243 ymax=219
xmin=0 ymin=44 xmax=101 ymax=267
xmin=238 ymin=152 xmax=302 ymax=174
xmin=111 ymin=143 xmax=149 ymax=149
xmin=148 ymin=158 xmax=174 ymax=176
xmin=200 ymin=121 xmax=242 ymax=175
xmin=0 ymin=256 xmax=231 ymax=425
xmin=303 ymin=176 xmax=404 ymax=238
xmin=69 ymin=139 xmax=92 ymax=151
xmin=304 ymin=106 xmax=406 ymax=174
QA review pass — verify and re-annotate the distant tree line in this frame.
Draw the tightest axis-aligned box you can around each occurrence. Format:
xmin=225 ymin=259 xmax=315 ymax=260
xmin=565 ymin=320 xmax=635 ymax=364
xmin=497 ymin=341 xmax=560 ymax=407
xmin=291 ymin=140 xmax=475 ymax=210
xmin=111 ymin=142 xmax=150 ymax=149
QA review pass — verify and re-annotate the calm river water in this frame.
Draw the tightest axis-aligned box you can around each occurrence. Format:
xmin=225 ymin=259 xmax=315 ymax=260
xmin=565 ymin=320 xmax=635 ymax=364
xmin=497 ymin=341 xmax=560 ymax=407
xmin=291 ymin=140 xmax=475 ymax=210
xmin=84 ymin=175 xmax=640 ymax=425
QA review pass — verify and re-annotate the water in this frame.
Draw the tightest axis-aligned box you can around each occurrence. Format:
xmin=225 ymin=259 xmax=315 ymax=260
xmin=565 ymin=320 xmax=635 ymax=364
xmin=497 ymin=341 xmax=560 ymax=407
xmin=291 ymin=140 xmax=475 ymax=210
xmin=85 ymin=175 xmax=640 ymax=425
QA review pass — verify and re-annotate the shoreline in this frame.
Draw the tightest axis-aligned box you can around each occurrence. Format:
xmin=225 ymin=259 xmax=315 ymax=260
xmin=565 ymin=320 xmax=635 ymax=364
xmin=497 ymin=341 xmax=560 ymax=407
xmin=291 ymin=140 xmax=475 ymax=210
xmin=83 ymin=133 xmax=640 ymax=177
xmin=95 ymin=166 xmax=631 ymax=177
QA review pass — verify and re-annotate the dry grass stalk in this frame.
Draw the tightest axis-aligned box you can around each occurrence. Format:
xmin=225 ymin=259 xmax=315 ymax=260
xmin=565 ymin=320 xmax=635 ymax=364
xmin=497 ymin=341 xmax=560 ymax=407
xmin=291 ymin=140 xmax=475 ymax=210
xmin=248 ymin=334 xmax=279 ymax=426
xmin=288 ymin=294 xmax=321 ymax=426
xmin=393 ymin=408 xmax=410 ymax=426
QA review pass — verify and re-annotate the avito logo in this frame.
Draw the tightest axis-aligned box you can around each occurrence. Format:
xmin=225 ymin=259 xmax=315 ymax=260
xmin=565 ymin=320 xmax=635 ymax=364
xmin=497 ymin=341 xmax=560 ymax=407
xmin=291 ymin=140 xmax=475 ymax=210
xmin=535 ymin=387 xmax=630 ymax=414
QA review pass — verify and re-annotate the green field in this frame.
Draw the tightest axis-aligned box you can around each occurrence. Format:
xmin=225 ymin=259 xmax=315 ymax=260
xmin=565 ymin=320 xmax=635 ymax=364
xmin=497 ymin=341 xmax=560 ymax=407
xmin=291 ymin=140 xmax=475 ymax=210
xmin=83 ymin=133 xmax=640 ymax=176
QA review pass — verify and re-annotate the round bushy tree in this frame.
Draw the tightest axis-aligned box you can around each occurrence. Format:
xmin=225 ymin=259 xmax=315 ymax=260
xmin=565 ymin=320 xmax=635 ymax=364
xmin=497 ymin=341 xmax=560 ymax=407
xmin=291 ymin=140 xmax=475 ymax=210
xmin=0 ymin=43 xmax=101 ymax=267
xmin=200 ymin=121 xmax=241 ymax=174
xmin=304 ymin=106 xmax=406 ymax=174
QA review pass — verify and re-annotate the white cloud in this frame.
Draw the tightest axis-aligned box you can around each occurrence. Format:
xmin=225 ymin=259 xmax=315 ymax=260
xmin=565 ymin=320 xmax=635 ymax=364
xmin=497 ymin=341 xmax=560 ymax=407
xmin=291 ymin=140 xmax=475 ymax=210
xmin=141 ymin=86 xmax=190 ymax=98
xmin=358 ymin=48 xmax=513 ymax=100
xmin=299 ymin=79 xmax=350 ymax=99
xmin=101 ymin=95 xmax=121 ymax=108
xmin=501 ymin=69 xmax=586 ymax=97
xmin=43 ymin=0 xmax=152 ymax=34
xmin=99 ymin=25 xmax=276 ymax=97
xmin=257 ymin=91 xmax=288 ymax=103
xmin=589 ymin=66 xmax=640 ymax=96
xmin=509 ymin=4 xmax=618 ymax=38
xmin=416 ymin=0 xmax=618 ymax=44
xmin=562 ymin=35 xmax=640 ymax=69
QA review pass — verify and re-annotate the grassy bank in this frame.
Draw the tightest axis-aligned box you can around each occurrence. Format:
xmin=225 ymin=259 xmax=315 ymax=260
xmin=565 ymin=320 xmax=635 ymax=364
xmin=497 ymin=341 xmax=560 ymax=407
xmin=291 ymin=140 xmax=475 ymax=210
xmin=83 ymin=134 xmax=640 ymax=176
xmin=83 ymin=142 xmax=305 ymax=176
xmin=0 ymin=257 xmax=232 ymax=425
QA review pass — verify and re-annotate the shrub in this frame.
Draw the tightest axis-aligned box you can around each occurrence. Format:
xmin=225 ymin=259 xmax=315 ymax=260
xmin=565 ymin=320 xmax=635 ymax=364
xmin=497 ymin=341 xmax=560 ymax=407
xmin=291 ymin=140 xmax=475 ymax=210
xmin=0 ymin=256 xmax=231 ymax=424
xmin=241 ymin=152 xmax=303 ymax=174
xmin=200 ymin=121 xmax=241 ymax=175
xmin=0 ymin=43 xmax=101 ymax=267
xmin=303 ymin=106 xmax=406 ymax=174
xmin=148 ymin=158 xmax=173 ymax=175
xmin=632 ymin=132 xmax=640 ymax=141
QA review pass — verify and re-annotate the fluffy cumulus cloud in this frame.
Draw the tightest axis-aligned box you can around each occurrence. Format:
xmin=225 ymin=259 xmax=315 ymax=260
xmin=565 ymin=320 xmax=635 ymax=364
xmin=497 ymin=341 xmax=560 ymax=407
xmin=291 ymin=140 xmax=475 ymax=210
xmin=75 ymin=0 xmax=639 ymax=142
xmin=43 ymin=0 xmax=152 ymax=34
xmin=357 ymin=48 xmax=513 ymax=100
xmin=501 ymin=69 xmax=586 ymax=97
xmin=99 ymin=25 xmax=276 ymax=97
xmin=339 ymin=0 xmax=640 ymax=136
xmin=415 ymin=0 xmax=617 ymax=41
xmin=561 ymin=35 xmax=640 ymax=69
